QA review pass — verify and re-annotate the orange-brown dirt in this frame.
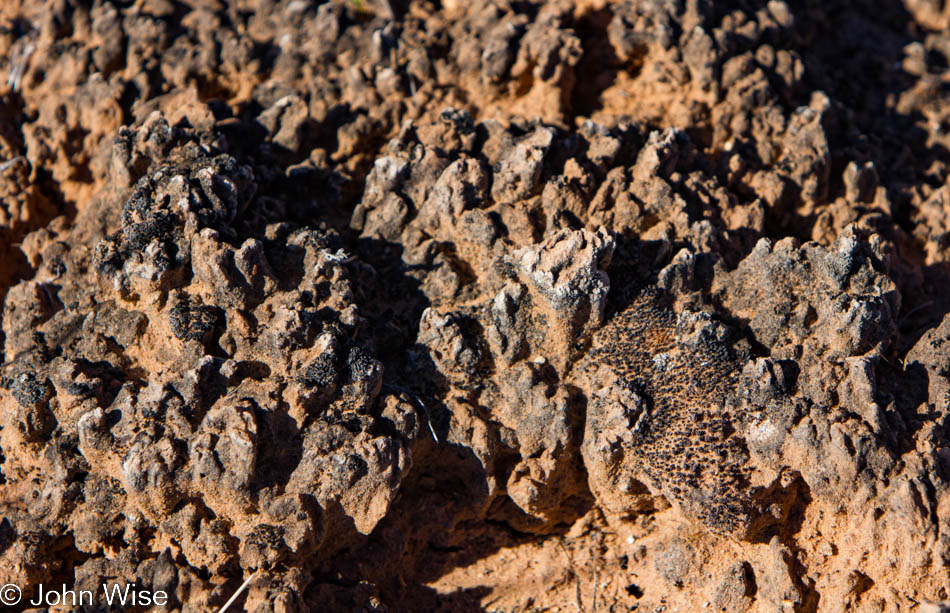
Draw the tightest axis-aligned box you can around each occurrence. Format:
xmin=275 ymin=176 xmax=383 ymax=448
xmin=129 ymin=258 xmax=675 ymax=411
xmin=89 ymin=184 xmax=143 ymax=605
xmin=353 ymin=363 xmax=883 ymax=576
xmin=1 ymin=1 xmax=950 ymax=612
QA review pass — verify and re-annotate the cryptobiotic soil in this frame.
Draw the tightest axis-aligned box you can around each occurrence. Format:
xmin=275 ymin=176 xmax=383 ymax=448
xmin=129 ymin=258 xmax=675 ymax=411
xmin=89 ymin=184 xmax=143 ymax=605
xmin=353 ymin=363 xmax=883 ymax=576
xmin=1 ymin=0 xmax=950 ymax=611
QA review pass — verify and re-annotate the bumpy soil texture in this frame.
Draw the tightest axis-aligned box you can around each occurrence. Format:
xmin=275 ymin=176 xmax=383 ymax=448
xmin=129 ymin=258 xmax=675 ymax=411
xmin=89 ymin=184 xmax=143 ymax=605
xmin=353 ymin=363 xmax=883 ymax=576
xmin=3 ymin=0 xmax=950 ymax=611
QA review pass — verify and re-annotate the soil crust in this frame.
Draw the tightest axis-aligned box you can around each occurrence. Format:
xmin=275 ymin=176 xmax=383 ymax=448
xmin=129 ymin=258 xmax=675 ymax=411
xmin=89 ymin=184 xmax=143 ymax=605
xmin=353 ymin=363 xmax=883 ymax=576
xmin=2 ymin=1 xmax=950 ymax=611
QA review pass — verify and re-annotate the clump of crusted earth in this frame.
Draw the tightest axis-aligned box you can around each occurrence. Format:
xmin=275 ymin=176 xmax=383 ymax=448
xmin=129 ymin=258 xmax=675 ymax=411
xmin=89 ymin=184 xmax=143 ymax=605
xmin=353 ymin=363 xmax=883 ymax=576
xmin=2 ymin=0 xmax=950 ymax=612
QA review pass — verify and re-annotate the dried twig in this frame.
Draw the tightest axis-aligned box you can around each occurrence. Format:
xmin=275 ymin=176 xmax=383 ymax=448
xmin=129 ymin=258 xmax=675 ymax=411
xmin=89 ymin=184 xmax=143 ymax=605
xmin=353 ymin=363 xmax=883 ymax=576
xmin=382 ymin=382 xmax=440 ymax=443
xmin=6 ymin=38 xmax=36 ymax=92
xmin=0 ymin=156 xmax=25 ymax=172
xmin=218 ymin=569 xmax=259 ymax=613
xmin=556 ymin=537 xmax=585 ymax=613
xmin=592 ymin=561 xmax=598 ymax=612
xmin=899 ymin=300 xmax=934 ymax=326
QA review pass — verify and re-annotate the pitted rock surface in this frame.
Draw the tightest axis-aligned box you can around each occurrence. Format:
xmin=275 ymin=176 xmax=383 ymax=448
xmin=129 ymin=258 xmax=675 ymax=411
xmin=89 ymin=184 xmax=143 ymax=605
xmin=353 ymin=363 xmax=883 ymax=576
xmin=2 ymin=0 xmax=950 ymax=611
